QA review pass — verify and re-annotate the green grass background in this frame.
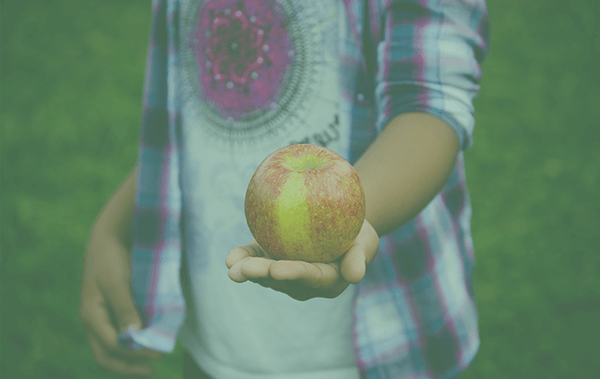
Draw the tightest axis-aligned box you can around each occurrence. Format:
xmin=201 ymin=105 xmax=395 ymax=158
xmin=1 ymin=0 xmax=599 ymax=378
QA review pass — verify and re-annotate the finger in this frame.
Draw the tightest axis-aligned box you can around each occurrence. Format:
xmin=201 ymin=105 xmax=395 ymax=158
xmin=85 ymin=299 xmax=162 ymax=361
xmin=88 ymin=333 xmax=156 ymax=378
xmin=362 ymin=219 xmax=380 ymax=267
xmin=98 ymin=250 xmax=154 ymax=349
xmin=225 ymin=240 xmax=264 ymax=269
xmin=226 ymin=247 xmax=251 ymax=269
xmin=340 ymin=244 xmax=366 ymax=284
xmin=268 ymin=260 xmax=309 ymax=281
xmin=270 ymin=260 xmax=337 ymax=287
xmin=103 ymin=284 xmax=163 ymax=360
xmin=228 ymin=256 xmax=254 ymax=283
xmin=241 ymin=257 xmax=275 ymax=280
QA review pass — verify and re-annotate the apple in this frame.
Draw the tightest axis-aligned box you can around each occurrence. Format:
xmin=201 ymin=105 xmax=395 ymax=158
xmin=244 ymin=144 xmax=366 ymax=263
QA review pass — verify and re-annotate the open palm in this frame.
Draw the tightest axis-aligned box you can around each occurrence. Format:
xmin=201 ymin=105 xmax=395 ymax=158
xmin=225 ymin=219 xmax=380 ymax=301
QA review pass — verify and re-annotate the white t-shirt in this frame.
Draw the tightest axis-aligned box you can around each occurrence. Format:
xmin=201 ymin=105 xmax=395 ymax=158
xmin=176 ymin=1 xmax=360 ymax=378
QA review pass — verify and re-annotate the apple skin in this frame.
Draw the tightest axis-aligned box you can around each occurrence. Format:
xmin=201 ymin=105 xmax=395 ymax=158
xmin=244 ymin=144 xmax=366 ymax=263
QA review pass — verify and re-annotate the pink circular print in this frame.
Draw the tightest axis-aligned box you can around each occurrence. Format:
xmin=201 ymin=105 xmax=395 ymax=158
xmin=195 ymin=0 xmax=293 ymax=120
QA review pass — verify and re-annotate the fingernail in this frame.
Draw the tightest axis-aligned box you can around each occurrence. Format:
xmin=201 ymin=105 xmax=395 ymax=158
xmin=122 ymin=323 xmax=141 ymax=333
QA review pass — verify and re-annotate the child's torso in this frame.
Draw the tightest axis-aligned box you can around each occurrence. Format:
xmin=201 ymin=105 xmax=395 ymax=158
xmin=177 ymin=1 xmax=360 ymax=378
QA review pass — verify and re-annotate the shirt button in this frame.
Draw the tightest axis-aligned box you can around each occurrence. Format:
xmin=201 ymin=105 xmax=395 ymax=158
xmin=357 ymin=93 xmax=364 ymax=102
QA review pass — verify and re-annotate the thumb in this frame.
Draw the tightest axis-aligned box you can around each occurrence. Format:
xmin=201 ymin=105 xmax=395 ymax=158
xmin=100 ymin=241 xmax=146 ymax=335
xmin=106 ymin=279 xmax=164 ymax=359
xmin=340 ymin=244 xmax=366 ymax=285
xmin=108 ymin=280 xmax=144 ymax=334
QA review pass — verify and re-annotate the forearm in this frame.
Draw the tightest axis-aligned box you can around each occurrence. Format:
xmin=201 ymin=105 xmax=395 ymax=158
xmin=91 ymin=166 xmax=137 ymax=248
xmin=353 ymin=112 xmax=460 ymax=237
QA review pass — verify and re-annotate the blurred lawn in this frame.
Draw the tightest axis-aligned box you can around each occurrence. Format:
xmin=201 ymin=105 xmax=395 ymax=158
xmin=1 ymin=0 xmax=599 ymax=378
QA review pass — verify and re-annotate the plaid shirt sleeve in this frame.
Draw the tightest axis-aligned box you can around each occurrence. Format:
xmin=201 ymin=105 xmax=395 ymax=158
xmin=118 ymin=0 xmax=185 ymax=353
xmin=374 ymin=0 xmax=490 ymax=150
xmin=350 ymin=0 xmax=490 ymax=378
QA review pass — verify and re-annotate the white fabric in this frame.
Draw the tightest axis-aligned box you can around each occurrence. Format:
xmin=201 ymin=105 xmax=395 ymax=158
xmin=177 ymin=1 xmax=360 ymax=378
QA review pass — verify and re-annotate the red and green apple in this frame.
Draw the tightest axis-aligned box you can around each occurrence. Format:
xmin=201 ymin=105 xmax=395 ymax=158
xmin=244 ymin=144 xmax=366 ymax=263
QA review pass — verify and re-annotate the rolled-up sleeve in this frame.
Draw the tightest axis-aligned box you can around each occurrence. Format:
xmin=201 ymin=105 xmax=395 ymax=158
xmin=375 ymin=0 xmax=490 ymax=151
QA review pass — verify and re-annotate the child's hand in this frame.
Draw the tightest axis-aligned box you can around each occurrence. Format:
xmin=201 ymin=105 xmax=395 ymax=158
xmin=225 ymin=219 xmax=380 ymax=301
xmin=80 ymin=233 xmax=163 ymax=378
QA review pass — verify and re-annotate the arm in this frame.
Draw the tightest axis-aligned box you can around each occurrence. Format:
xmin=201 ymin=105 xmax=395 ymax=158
xmin=361 ymin=0 xmax=489 ymax=237
xmin=353 ymin=112 xmax=460 ymax=238
xmin=80 ymin=165 xmax=164 ymax=377
xmin=225 ymin=0 xmax=485 ymax=299
xmin=90 ymin=166 xmax=137 ymax=247
xmin=225 ymin=112 xmax=460 ymax=299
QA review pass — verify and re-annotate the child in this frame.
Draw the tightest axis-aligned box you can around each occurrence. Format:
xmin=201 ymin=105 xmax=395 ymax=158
xmin=79 ymin=0 xmax=490 ymax=378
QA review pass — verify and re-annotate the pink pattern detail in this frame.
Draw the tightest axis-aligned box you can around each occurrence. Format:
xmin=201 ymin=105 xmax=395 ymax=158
xmin=195 ymin=0 xmax=293 ymax=120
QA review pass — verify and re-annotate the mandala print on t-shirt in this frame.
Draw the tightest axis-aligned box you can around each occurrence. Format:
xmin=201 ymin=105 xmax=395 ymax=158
xmin=180 ymin=0 xmax=336 ymax=154
xmin=196 ymin=0 xmax=292 ymax=120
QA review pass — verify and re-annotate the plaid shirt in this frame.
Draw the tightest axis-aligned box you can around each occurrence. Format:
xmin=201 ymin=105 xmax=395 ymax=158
xmin=118 ymin=0 xmax=490 ymax=378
